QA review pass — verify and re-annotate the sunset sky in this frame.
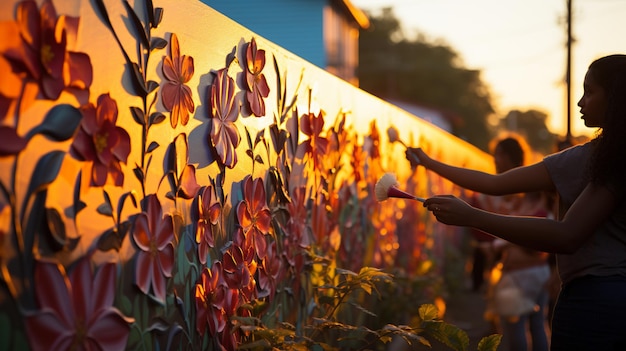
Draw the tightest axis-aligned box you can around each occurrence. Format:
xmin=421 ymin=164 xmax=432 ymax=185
xmin=352 ymin=0 xmax=626 ymax=138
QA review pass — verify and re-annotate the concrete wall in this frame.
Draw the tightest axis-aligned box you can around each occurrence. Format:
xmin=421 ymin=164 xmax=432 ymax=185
xmin=0 ymin=0 xmax=492 ymax=349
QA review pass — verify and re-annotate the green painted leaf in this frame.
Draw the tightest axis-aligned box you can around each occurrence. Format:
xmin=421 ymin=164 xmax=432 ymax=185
xmin=25 ymin=151 xmax=65 ymax=200
xmin=150 ymin=37 xmax=167 ymax=51
xmin=26 ymin=104 xmax=82 ymax=141
xmin=419 ymin=303 xmax=439 ymax=322
xmin=122 ymin=0 xmax=150 ymax=49
xmin=46 ymin=207 xmax=67 ymax=250
xmin=130 ymin=106 xmax=145 ymax=125
xmin=477 ymin=334 xmax=502 ymax=351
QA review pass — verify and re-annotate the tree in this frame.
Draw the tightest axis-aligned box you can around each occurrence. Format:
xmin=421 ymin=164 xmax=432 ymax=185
xmin=358 ymin=8 xmax=495 ymax=151
xmin=498 ymin=109 xmax=559 ymax=155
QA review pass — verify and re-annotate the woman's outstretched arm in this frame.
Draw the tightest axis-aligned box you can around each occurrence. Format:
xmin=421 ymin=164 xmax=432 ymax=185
xmin=407 ymin=147 xmax=555 ymax=195
xmin=423 ymin=183 xmax=617 ymax=254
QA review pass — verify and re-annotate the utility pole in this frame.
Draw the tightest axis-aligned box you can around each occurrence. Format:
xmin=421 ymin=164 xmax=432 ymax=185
xmin=565 ymin=0 xmax=573 ymax=143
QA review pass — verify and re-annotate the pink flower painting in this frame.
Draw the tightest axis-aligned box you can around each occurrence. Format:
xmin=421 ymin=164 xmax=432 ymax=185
xmin=161 ymin=33 xmax=194 ymax=127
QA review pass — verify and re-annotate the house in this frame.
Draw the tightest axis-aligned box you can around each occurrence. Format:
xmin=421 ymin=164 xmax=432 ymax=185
xmin=200 ymin=0 xmax=369 ymax=86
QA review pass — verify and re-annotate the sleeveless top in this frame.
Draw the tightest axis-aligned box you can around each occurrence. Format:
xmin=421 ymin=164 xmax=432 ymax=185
xmin=543 ymin=142 xmax=626 ymax=284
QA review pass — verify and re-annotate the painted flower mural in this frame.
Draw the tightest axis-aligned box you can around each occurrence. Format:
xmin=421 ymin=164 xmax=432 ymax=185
xmin=209 ymin=68 xmax=240 ymax=169
xmin=300 ymin=110 xmax=329 ymax=173
xmin=6 ymin=0 xmax=92 ymax=100
xmin=222 ymin=243 xmax=257 ymax=299
xmin=161 ymin=33 xmax=194 ymax=128
xmin=0 ymin=0 xmax=480 ymax=348
xmin=70 ymin=93 xmax=131 ymax=187
xmin=196 ymin=184 xmax=222 ymax=265
xmin=257 ymin=241 xmax=282 ymax=301
xmin=244 ymin=37 xmax=269 ymax=117
xmin=235 ymin=175 xmax=272 ymax=259
xmin=24 ymin=256 xmax=133 ymax=351
xmin=195 ymin=261 xmax=228 ymax=337
xmin=132 ymin=194 xmax=175 ymax=303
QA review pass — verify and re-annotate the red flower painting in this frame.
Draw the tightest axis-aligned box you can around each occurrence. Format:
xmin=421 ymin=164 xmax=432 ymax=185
xmin=161 ymin=33 xmax=194 ymax=127
xmin=24 ymin=256 xmax=132 ymax=351
xmin=257 ymin=241 xmax=282 ymax=301
xmin=195 ymin=261 xmax=228 ymax=337
xmin=196 ymin=185 xmax=221 ymax=265
xmin=70 ymin=93 xmax=131 ymax=187
xmin=6 ymin=0 xmax=92 ymax=100
xmin=235 ymin=176 xmax=272 ymax=259
xmin=244 ymin=38 xmax=269 ymax=117
xmin=300 ymin=111 xmax=329 ymax=173
xmin=208 ymin=68 xmax=240 ymax=169
xmin=222 ymin=244 xmax=257 ymax=298
xmin=132 ymin=194 xmax=175 ymax=303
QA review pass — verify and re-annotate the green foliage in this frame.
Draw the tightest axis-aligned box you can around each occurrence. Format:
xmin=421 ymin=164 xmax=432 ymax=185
xmin=358 ymin=8 xmax=495 ymax=151
xmin=499 ymin=109 xmax=559 ymax=155
xmin=237 ymin=267 xmax=500 ymax=351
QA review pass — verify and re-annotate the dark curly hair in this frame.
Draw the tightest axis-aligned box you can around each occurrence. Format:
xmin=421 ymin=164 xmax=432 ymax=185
xmin=587 ymin=54 xmax=626 ymax=194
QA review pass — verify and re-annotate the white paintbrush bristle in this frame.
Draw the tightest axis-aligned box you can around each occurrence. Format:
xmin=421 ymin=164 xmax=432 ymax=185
xmin=375 ymin=172 xmax=398 ymax=202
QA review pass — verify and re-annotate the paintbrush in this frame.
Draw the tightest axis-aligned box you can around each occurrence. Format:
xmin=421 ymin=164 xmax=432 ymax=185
xmin=375 ymin=172 xmax=425 ymax=202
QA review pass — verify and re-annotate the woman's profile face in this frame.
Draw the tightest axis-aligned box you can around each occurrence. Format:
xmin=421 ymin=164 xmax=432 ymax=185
xmin=577 ymin=69 xmax=607 ymax=128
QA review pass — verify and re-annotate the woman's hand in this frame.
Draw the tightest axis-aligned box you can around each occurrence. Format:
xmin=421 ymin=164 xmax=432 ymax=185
xmin=405 ymin=147 xmax=429 ymax=168
xmin=423 ymin=195 xmax=477 ymax=226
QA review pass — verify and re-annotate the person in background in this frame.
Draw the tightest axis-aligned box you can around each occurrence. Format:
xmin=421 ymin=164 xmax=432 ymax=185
xmin=475 ymin=136 xmax=551 ymax=351
xmin=407 ymin=54 xmax=626 ymax=350
xmin=489 ymin=191 xmax=551 ymax=351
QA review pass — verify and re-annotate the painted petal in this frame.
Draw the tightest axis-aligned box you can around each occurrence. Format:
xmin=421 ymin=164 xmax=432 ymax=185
xmin=300 ymin=113 xmax=313 ymax=136
xmin=24 ymin=309 xmax=74 ymax=351
xmin=134 ymin=251 xmax=153 ymax=295
xmin=254 ymin=229 xmax=267 ymax=259
xmin=155 ymin=215 xmax=174 ymax=249
xmin=79 ymin=103 xmax=98 ymax=134
xmin=246 ymin=39 xmax=257 ymax=73
xmin=91 ymin=262 xmax=117 ymax=314
xmin=256 ymin=209 xmax=271 ymax=234
xmin=87 ymin=309 xmax=131 ymax=350
xmin=41 ymin=68 xmax=65 ymax=100
xmin=112 ymin=127 xmax=131 ymax=162
xmin=91 ymin=160 xmax=108 ymax=186
xmin=96 ymin=93 xmax=118 ymax=124
xmin=151 ymin=261 xmax=168 ymax=302
xmin=0 ymin=94 xmax=10 ymax=121
xmin=17 ymin=1 xmax=40 ymax=48
xmin=33 ymin=259 xmax=74 ymax=327
xmin=195 ymin=290 xmax=208 ymax=335
xmin=132 ymin=214 xmax=151 ymax=250
xmin=145 ymin=195 xmax=161 ymax=238
xmin=0 ymin=126 xmax=27 ymax=156
xmin=59 ymin=15 xmax=79 ymax=47
xmin=40 ymin=0 xmax=59 ymax=29
xmin=69 ymin=255 xmax=93 ymax=321
xmin=178 ymin=164 xmax=201 ymax=199
xmin=255 ymin=50 xmax=266 ymax=72
xmin=247 ymin=90 xmax=264 ymax=117
xmin=157 ymin=243 xmax=175 ymax=277
xmin=180 ymin=56 xmax=194 ymax=82
xmin=162 ymin=56 xmax=177 ymax=82
xmin=94 ymin=121 xmax=116 ymax=165
xmin=250 ymin=178 xmax=267 ymax=214
xmin=236 ymin=201 xmax=252 ymax=230
xmin=257 ymin=74 xmax=269 ymax=97
xmin=69 ymin=129 xmax=92 ymax=161
xmin=161 ymin=81 xmax=177 ymax=111
xmin=66 ymin=51 xmax=93 ymax=90
xmin=169 ymin=33 xmax=180 ymax=66
xmin=42 ymin=23 xmax=66 ymax=77
xmin=109 ymin=161 xmax=125 ymax=187
xmin=197 ymin=232 xmax=209 ymax=265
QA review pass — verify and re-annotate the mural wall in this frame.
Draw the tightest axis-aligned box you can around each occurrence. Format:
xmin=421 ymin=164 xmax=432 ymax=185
xmin=0 ymin=0 xmax=493 ymax=349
